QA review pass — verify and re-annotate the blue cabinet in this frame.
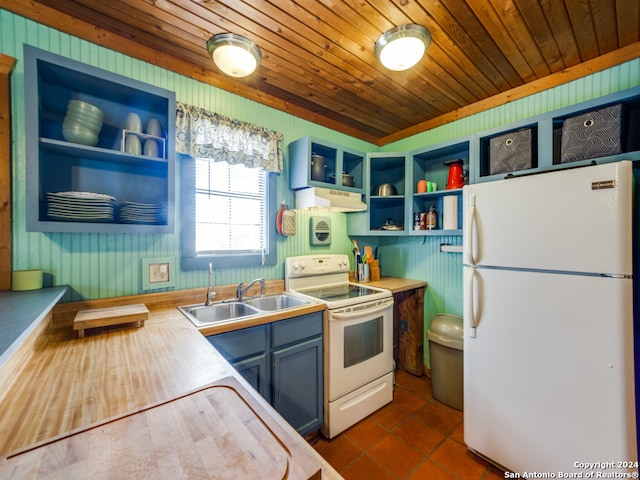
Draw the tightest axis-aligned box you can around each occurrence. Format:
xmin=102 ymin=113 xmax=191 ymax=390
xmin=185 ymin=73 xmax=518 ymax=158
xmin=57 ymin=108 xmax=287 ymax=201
xmin=208 ymin=324 xmax=270 ymax=401
xmin=272 ymin=337 xmax=323 ymax=435
xmin=289 ymin=136 xmax=365 ymax=193
xmin=407 ymin=140 xmax=468 ymax=236
xmin=207 ymin=312 xmax=323 ymax=436
xmin=232 ymin=354 xmax=270 ymax=402
xmin=366 ymin=152 xmax=408 ymax=234
xmin=23 ymin=45 xmax=176 ymax=233
xmin=348 ymin=143 xmax=467 ymax=236
xmin=473 ymin=87 xmax=640 ymax=183
xmin=349 ymin=88 xmax=640 ymax=239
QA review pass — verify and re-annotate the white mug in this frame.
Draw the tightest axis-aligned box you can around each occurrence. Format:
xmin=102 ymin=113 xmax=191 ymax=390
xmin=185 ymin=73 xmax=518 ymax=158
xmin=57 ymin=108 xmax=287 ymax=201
xmin=124 ymin=113 xmax=142 ymax=133
xmin=146 ymin=118 xmax=163 ymax=137
xmin=125 ymin=134 xmax=141 ymax=155
xmin=143 ymin=139 xmax=159 ymax=157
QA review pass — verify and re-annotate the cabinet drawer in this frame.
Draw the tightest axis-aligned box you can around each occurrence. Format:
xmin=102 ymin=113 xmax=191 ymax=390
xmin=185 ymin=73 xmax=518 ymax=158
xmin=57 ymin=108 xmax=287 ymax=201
xmin=207 ymin=325 xmax=267 ymax=363
xmin=271 ymin=313 xmax=322 ymax=349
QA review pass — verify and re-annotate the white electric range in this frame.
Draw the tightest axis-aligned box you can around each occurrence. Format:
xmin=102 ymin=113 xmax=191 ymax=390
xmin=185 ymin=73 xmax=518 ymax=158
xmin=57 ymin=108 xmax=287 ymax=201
xmin=285 ymin=254 xmax=394 ymax=438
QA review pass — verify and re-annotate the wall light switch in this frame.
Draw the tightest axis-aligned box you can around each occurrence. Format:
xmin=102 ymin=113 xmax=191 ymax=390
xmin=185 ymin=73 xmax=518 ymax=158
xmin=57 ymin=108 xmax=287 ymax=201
xmin=141 ymin=256 xmax=176 ymax=291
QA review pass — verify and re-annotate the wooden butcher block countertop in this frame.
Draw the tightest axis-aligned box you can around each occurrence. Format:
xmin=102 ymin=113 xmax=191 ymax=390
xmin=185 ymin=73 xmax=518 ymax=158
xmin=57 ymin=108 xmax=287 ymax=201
xmin=0 ymin=283 xmax=340 ymax=479
xmin=363 ymin=277 xmax=427 ymax=293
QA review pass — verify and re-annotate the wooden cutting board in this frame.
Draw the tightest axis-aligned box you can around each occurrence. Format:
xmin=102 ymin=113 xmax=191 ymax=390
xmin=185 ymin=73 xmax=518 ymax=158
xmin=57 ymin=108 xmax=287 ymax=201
xmin=0 ymin=376 xmax=322 ymax=479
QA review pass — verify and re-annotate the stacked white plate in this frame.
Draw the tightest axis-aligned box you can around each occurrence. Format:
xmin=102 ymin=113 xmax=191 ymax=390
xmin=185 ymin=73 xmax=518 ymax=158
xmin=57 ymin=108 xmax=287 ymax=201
xmin=46 ymin=191 xmax=115 ymax=222
xmin=119 ymin=201 xmax=163 ymax=224
xmin=62 ymin=100 xmax=104 ymax=146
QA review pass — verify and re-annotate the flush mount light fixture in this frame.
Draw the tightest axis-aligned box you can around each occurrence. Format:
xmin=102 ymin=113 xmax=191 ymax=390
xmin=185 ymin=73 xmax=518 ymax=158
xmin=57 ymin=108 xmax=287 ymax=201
xmin=375 ymin=24 xmax=431 ymax=71
xmin=206 ymin=33 xmax=262 ymax=78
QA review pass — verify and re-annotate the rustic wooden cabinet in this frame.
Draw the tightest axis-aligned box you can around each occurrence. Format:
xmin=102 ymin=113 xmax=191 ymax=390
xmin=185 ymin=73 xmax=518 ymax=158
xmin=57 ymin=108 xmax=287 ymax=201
xmin=207 ymin=312 xmax=324 ymax=436
xmin=393 ymin=286 xmax=426 ymax=376
xmin=0 ymin=54 xmax=15 ymax=291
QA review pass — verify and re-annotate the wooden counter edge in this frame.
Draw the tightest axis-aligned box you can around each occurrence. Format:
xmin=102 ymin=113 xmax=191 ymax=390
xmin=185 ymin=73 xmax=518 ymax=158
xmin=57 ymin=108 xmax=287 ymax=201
xmin=363 ymin=277 xmax=427 ymax=294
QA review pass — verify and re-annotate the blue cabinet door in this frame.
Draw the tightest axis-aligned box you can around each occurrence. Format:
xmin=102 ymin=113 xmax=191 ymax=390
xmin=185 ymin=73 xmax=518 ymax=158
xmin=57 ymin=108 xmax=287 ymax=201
xmin=207 ymin=325 xmax=270 ymax=402
xmin=272 ymin=337 xmax=323 ymax=436
xmin=206 ymin=324 xmax=267 ymax=361
xmin=208 ymin=314 xmax=323 ymax=435
xmin=232 ymin=354 xmax=270 ymax=403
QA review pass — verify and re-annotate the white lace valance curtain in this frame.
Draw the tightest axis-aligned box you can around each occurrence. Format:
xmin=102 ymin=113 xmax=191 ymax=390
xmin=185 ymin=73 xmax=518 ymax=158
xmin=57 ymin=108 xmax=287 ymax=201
xmin=175 ymin=102 xmax=283 ymax=173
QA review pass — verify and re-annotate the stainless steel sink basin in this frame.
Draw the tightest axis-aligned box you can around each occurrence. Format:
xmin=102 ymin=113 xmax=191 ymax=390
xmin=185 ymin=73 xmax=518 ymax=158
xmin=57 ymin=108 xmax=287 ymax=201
xmin=243 ymin=294 xmax=310 ymax=311
xmin=178 ymin=294 xmax=311 ymax=327
xmin=178 ymin=302 xmax=261 ymax=327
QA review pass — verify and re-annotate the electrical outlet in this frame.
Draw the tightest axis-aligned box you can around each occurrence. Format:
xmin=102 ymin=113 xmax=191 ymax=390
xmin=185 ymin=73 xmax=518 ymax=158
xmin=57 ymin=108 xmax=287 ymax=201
xmin=141 ymin=256 xmax=176 ymax=291
xmin=149 ymin=263 xmax=170 ymax=283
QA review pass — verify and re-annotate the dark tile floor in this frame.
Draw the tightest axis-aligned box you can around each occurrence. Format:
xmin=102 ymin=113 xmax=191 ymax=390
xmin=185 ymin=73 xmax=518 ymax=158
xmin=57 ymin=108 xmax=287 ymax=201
xmin=310 ymin=370 xmax=505 ymax=480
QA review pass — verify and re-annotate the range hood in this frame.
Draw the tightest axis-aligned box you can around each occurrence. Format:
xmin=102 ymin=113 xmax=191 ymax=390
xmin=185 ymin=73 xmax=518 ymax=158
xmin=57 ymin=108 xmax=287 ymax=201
xmin=295 ymin=187 xmax=367 ymax=212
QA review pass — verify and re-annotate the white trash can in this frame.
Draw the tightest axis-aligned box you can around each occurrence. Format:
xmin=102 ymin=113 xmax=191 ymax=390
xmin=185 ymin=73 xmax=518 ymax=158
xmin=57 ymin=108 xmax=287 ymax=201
xmin=427 ymin=313 xmax=463 ymax=410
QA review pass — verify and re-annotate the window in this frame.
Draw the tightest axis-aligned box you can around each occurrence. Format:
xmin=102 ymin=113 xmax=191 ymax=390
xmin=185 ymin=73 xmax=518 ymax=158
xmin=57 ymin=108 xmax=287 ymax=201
xmin=175 ymin=102 xmax=283 ymax=270
xmin=181 ymin=155 xmax=277 ymax=270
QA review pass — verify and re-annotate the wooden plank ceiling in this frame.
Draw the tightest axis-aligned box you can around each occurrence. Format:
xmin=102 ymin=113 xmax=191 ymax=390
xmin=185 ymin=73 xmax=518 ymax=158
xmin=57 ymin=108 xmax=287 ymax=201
xmin=3 ymin=0 xmax=640 ymax=145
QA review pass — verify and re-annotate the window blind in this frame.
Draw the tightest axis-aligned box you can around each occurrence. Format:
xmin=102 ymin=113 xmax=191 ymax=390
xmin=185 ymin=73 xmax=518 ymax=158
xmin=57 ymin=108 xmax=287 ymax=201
xmin=194 ymin=158 xmax=266 ymax=254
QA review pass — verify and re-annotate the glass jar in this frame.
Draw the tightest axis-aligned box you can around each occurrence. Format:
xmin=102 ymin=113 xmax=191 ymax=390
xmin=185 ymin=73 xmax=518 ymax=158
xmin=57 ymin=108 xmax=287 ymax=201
xmin=426 ymin=206 xmax=437 ymax=230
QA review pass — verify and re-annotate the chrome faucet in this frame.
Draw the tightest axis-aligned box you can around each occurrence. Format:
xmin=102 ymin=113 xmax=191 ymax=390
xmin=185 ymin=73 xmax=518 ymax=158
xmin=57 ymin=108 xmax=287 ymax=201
xmin=236 ymin=278 xmax=265 ymax=301
xmin=205 ymin=262 xmax=216 ymax=306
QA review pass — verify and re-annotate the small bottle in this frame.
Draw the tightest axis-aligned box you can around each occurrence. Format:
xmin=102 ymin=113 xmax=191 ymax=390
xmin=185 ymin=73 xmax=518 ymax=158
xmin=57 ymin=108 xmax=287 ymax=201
xmin=426 ymin=206 xmax=437 ymax=230
xmin=414 ymin=212 xmax=421 ymax=230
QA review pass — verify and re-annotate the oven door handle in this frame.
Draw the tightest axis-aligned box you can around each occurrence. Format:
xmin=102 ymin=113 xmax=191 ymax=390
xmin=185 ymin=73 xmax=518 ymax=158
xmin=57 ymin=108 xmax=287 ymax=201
xmin=330 ymin=301 xmax=393 ymax=320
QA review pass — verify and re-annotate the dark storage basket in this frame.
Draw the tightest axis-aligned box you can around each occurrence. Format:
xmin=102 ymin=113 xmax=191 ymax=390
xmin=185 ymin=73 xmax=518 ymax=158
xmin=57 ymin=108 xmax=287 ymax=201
xmin=560 ymin=104 xmax=623 ymax=163
xmin=489 ymin=128 xmax=535 ymax=175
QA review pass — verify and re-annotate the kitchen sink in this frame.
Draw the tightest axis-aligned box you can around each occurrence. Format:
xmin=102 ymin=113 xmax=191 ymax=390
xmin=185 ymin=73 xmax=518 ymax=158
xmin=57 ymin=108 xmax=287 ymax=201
xmin=178 ymin=294 xmax=312 ymax=327
xmin=178 ymin=302 xmax=261 ymax=327
xmin=243 ymin=294 xmax=309 ymax=311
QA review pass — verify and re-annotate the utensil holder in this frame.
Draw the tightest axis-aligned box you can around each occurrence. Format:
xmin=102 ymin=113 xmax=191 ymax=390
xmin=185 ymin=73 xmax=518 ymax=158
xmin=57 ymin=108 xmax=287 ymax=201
xmin=358 ymin=263 xmax=370 ymax=283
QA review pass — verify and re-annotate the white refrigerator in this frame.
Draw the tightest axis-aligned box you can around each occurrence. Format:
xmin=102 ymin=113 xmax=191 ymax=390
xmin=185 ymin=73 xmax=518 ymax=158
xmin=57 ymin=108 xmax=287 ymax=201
xmin=463 ymin=160 xmax=637 ymax=474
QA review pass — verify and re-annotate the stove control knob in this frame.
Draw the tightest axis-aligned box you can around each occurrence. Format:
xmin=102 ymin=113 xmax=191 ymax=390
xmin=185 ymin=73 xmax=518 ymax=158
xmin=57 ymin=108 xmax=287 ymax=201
xmin=300 ymin=261 xmax=305 ymax=270
xmin=292 ymin=261 xmax=299 ymax=271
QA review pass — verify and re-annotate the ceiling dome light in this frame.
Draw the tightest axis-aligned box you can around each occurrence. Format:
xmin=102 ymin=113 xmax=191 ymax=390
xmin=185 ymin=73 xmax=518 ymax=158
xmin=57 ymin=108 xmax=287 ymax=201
xmin=375 ymin=24 xmax=431 ymax=71
xmin=206 ymin=33 xmax=262 ymax=78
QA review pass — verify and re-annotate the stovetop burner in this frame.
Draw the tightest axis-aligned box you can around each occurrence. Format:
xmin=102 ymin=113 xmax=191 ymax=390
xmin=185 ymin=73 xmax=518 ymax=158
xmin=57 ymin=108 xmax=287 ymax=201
xmin=285 ymin=254 xmax=392 ymax=310
xmin=296 ymin=283 xmax=382 ymax=302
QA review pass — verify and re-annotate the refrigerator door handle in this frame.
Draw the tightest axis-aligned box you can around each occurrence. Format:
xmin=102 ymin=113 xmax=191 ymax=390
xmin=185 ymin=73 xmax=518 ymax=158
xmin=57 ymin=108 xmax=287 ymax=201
xmin=465 ymin=195 xmax=476 ymax=266
xmin=464 ymin=266 xmax=477 ymax=338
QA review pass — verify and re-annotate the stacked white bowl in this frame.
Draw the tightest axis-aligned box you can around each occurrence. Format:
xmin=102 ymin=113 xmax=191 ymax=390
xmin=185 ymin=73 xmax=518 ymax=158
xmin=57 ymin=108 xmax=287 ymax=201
xmin=62 ymin=100 xmax=104 ymax=146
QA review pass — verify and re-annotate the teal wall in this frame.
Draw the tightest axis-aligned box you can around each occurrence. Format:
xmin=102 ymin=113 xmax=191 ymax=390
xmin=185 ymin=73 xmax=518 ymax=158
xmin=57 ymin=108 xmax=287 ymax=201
xmin=1 ymin=9 xmax=376 ymax=301
xmin=2 ymin=9 xmax=639 ymax=367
